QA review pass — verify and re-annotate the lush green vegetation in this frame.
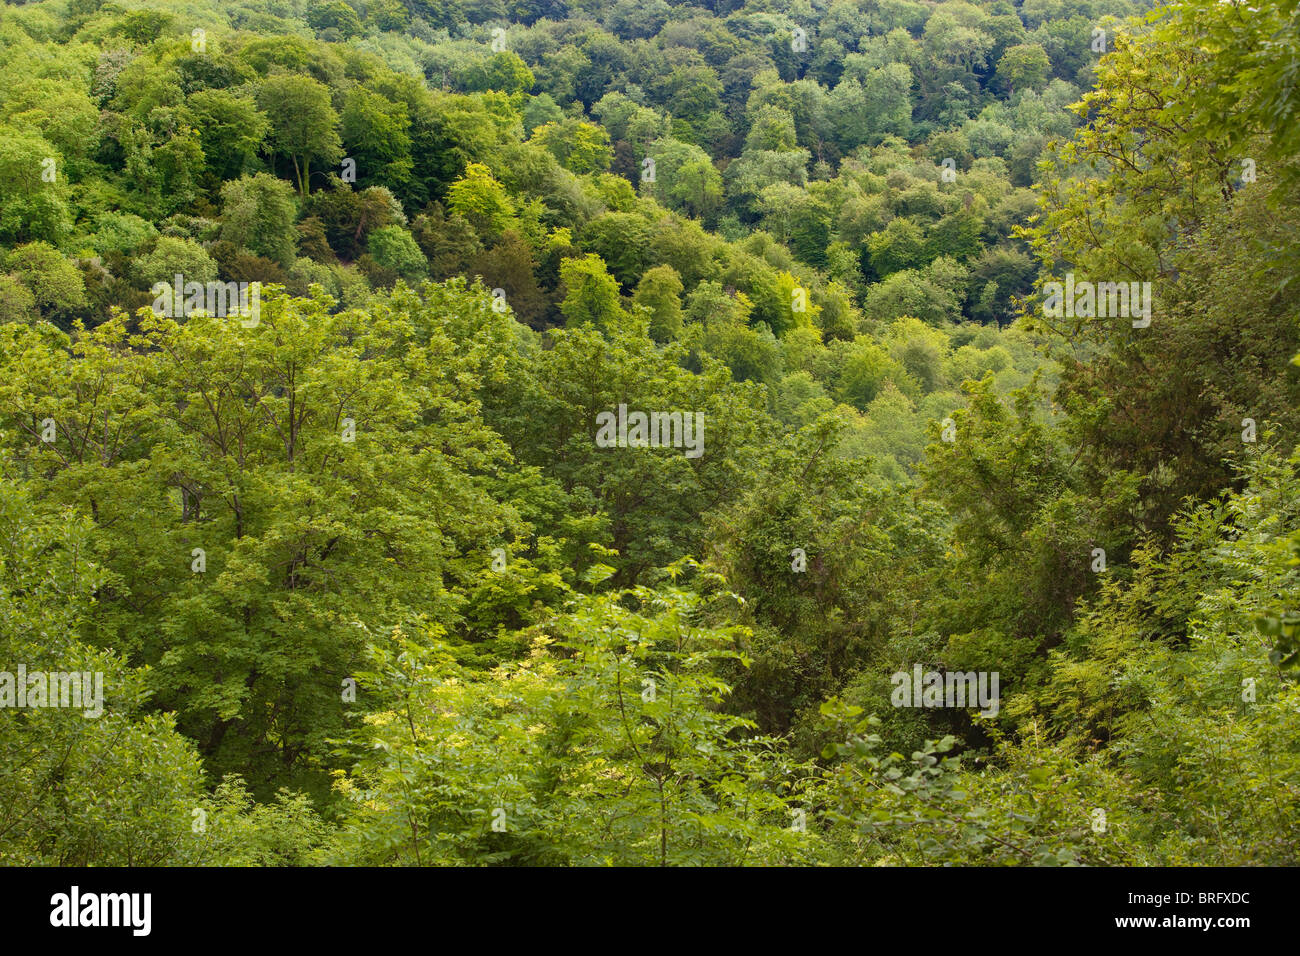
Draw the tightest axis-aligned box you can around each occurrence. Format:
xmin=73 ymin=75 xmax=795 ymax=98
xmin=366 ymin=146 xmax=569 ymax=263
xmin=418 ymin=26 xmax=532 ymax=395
xmin=0 ymin=0 xmax=1296 ymax=866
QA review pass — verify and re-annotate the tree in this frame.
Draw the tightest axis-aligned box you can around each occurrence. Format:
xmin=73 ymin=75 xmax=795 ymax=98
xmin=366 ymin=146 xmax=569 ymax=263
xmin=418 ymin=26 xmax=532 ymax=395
xmin=633 ymin=265 xmax=684 ymax=342
xmin=861 ymin=63 xmax=914 ymax=142
xmin=366 ymin=225 xmax=428 ymax=283
xmin=664 ymin=154 xmax=724 ymax=222
xmin=523 ymin=92 xmax=564 ymax=134
xmin=2 ymin=243 xmax=86 ymax=323
xmin=744 ymin=105 xmax=798 ymax=153
xmin=1154 ymin=0 xmax=1300 ymax=188
xmin=0 ymin=472 xmax=210 ymax=865
xmin=884 ymin=316 xmax=950 ymax=392
xmin=366 ymin=0 xmax=411 ymax=31
xmin=922 ymin=10 xmax=995 ymax=84
xmin=477 ymin=320 xmax=775 ymax=584
xmin=340 ymin=87 xmax=414 ymax=191
xmin=558 ymin=254 xmax=627 ymax=332
xmin=864 ymin=267 xmax=964 ymax=326
xmin=918 ymin=376 xmax=1139 ymax=689
xmin=132 ymin=236 xmax=218 ymax=288
xmin=307 ymin=181 xmax=406 ymax=261
xmin=305 ymin=0 xmax=364 ymax=39
xmin=0 ymin=275 xmax=38 ymax=324
xmin=698 ymin=313 xmax=783 ymax=386
xmin=470 ymin=230 xmax=548 ymax=328
xmin=330 ymin=568 xmax=819 ymax=865
xmin=462 ymin=52 xmax=535 ymax=97
xmin=531 ymin=118 xmax=612 ymax=175
xmin=255 ymin=74 xmax=343 ymax=194
xmin=117 ymin=9 xmax=175 ymax=44
xmin=725 ymin=146 xmax=809 ymax=219
xmin=411 ymin=203 xmax=482 ymax=279
xmin=834 ymin=336 xmax=915 ymax=410
xmin=708 ymin=415 xmax=944 ymax=734
xmin=580 ymin=212 xmax=653 ymax=287
xmin=639 ymin=137 xmax=723 ymax=221
xmin=997 ymin=43 xmax=1051 ymax=94
xmin=865 ymin=217 xmax=926 ymax=278
xmin=1027 ymin=27 xmax=1221 ymax=316
xmin=219 ymin=173 xmax=300 ymax=270
xmin=592 ymin=91 xmax=668 ymax=148
xmin=185 ymin=89 xmax=269 ymax=182
xmin=447 ymin=162 xmax=516 ymax=236
xmin=1 ymin=78 xmax=100 ymax=176
xmin=0 ymin=286 xmax=515 ymax=792
xmin=0 ymin=128 xmax=70 ymax=245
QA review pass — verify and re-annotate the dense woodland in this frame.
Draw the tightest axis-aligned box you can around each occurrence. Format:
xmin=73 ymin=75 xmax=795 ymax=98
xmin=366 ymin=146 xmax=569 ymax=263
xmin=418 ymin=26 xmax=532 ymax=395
xmin=0 ymin=0 xmax=1296 ymax=866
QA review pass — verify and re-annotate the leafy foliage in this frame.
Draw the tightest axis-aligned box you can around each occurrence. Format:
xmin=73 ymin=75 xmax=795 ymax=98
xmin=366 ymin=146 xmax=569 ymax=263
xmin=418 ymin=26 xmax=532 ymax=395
xmin=0 ymin=0 xmax=1295 ymax=868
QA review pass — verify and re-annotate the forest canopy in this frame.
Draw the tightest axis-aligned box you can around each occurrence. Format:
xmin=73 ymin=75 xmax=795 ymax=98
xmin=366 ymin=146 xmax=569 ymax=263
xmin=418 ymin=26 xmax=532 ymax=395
xmin=0 ymin=0 xmax=1296 ymax=867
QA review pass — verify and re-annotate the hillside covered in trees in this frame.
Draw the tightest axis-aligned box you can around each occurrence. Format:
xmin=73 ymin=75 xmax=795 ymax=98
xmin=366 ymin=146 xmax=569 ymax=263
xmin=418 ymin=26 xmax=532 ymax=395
xmin=0 ymin=0 xmax=1296 ymax=867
